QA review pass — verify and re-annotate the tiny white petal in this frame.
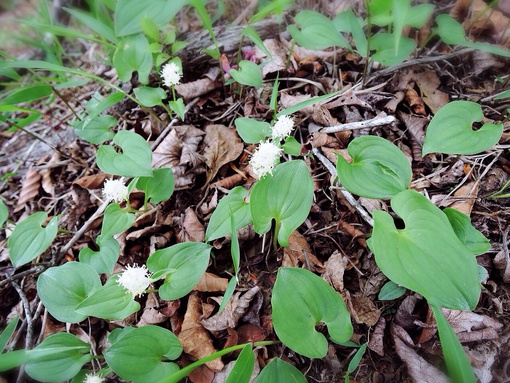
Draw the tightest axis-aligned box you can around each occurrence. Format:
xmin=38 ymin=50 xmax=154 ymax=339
xmin=102 ymin=178 xmax=129 ymax=203
xmin=161 ymin=62 xmax=182 ymax=87
xmin=117 ymin=264 xmax=152 ymax=297
xmin=84 ymin=374 xmax=104 ymax=383
xmin=249 ymin=141 xmax=282 ymax=179
xmin=271 ymin=115 xmax=294 ymax=140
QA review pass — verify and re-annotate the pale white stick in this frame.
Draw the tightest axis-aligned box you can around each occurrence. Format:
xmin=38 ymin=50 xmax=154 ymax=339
xmin=319 ymin=115 xmax=396 ymax=133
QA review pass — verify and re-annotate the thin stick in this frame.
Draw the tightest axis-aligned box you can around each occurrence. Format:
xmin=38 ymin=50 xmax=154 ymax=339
xmin=319 ymin=115 xmax=396 ymax=134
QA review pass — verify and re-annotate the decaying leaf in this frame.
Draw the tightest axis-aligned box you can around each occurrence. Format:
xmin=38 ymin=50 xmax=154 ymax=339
xmin=178 ymin=292 xmax=224 ymax=371
xmin=440 ymin=308 xmax=502 ymax=342
xmin=194 ymin=272 xmax=229 ymax=292
xmin=202 ymin=125 xmax=243 ymax=185
xmin=448 ymin=181 xmax=479 ymax=215
xmin=15 ymin=167 xmax=41 ymax=212
xmin=322 ymin=250 xmax=347 ymax=292
xmin=136 ymin=293 xmax=168 ymax=327
xmin=405 ymin=87 xmax=426 ymax=115
xmin=413 ymin=70 xmax=449 ymax=114
xmin=368 ymin=317 xmax=386 ymax=356
xmin=177 ymin=207 xmax=205 ymax=243
xmin=350 ymin=293 xmax=381 ymax=326
xmin=282 ymin=231 xmax=324 ymax=272
xmin=73 ymin=173 xmax=109 ymax=190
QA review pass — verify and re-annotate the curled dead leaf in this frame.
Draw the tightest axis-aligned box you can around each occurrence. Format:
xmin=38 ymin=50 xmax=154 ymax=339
xmin=15 ymin=167 xmax=41 ymax=211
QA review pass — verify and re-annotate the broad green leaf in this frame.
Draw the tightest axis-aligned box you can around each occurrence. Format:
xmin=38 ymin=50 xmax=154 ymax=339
xmin=256 ymin=358 xmax=306 ymax=383
xmin=250 ymin=161 xmax=313 ymax=247
xmin=97 ymin=130 xmax=153 ymax=177
xmin=434 ymin=14 xmax=471 ymax=45
xmin=169 ymin=97 xmax=185 ymax=120
xmin=334 ymin=10 xmax=367 ymax=56
xmin=147 ymin=242 xmax=212 ymax=300
xmin=249 ymin=0 xmax=293 ymax=23
xmin=371 ymin=33 xmax=416 ymax=66
xmin=347 ymin=343 xmax=367 ymax=373
xmin=282 ymin=136 xmax=301 ymax=156
xmin=406 ymin=3 xmax=435 ymax=28
xmin=272 ymin=268 xmax=353 ymax=358
xmin=0 ymin=349 xmax=27 ymax=372
xmin=112 ymin=34 xmax=152 ymax=84
xmin=378 ymin=281 xmax=407 ymax=300
xmin=100 ymin=203 xmax=136 ymax=239
xmin=0 ymin=199 xmax=7 ymax=227
xmin=25 ymin=333 xmax=92 ymax=383
xmin=65 ymin=7 xmax=118 ymax=43
xmin=79 ymin=236 xmax=120 ymax=274
xmin=114 ymin=0 xmax=187 ymax=36
xmin=230 ymin=60 xmax=263 ymax=87
xmin=141 ymin=17 xmax=161 ymax=41
xmin=478 ymin=265 xmax=488 ymax=283
xmin=369 ymin=190 xmax=480 ymax=310
xmin=73 ymin=115 xmax=116 ymax=144
xmin=0 ymin=85 xmax=52 ymax=105
xmin=134 ymin=86 xmax=166 ymax=107
xmin=37 ymin=262 xmax=101 ymax=323
xmin=391 ymin=0 xmax=411 ymax=56
xmin=226 ymin=344 xmax=254 ymax=383
xmin=104 ymin=326 xmax=181 ymax=383
xmin=75 ymin=275 xmax=140 ymax=320
xmin=430 ymin=306 xmax=477 ymax=383
xmin=136 ymin=167 xmax=175 ymax=205
xmin=443 ymin=208 xmax=490 ymax=255
xmin=336 ymin=135 xmax=411 ymax=199
xmin=422 ymin=101 xmax=503 ymax=155
xmin=287 ymin=10 xmax=350 ymax=50
xmin=8 ymin=212 xmax=59 ymax=267
xmin=242 ymin=27 xmax=273 ymax=59
xmin=234 ymin=117 xmax=271 ymax=144
xmin=205 ymin=186 xmax=252 ymax=242
xmin=0 ymin=315 xmax=18 ymax=352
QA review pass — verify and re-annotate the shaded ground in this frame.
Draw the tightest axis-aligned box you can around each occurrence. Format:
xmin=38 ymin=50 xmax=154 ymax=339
xmin=1 ymin=1 xmax=510 ymax=382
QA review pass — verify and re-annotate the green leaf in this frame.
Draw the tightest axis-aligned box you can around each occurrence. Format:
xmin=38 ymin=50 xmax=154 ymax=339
xmin=371 ymin=33 xmax=416 ymax=66
xmin=0 ymin=85 xmax=52 ymax=106
xmin=218 ymin=277 xmax=237 ymax=314
xmin=8 ymin=212 xmax=59 ymax=267
xmin=136 ymin=167 xmax=175 ymax=205
xmin=104 ymin=326 xmax=181 ymax=383
xmin=234 ymin=117 xmax=271 ymax=144
xmin=229 ymin=60 xmax=263 ymax=87
xmin=250 ymin=161 xmax=313 ymax=248
xmin=97 ymin=130 xmax=153 ymax=177
xmin=334 ymin=10 xmax=367 ymax=56
xmin=169 ymin=97 xmax=185 ymax=120
xmin=114 ymin=0 xmax=187 ymax=37
xmin=226 ymin=344 xmax=254 ymax=383
xmin=378 ymin=281 xmax=407 ymax=300
xmin=73 ymin=115 xmax=116 ymax=144
xmin=256 ymin=358 xmax=306 ymax=383
xmin=287 ymin=10 xmax=350 ymax=50
xmin=347 ymin=343 xmax=367 ymax=373
xmin=85 ymin=91 xmax=125 ymax=118
xmin=272 ymin=268 xmax=353 ymax=358
xmin=230 ymin=212 xmax=240 ymax=276
xmin=134 ymin=86 xmax=166 ymax=107
xmin=0 ymin=315 xmax=18 ymax=352
xmin=141 ymin=17 xmax=161 ymax=41
xmin=422 ymin=101 xmax=503 ymax=155
xmin=0 ymin=199 xmax=7 ymax=227
xmin=112 ymin=34 xmax=152 ymax=85
xmin=369 ymin=190 xmax=481 ymax=310
xmin=434 ymin=14 xmax=469 ymax=45
xmin=406 ymin=3 xmax=435 ymax=28
xmin=65 ymin=7 xmax=118 ymax=43
xmin=25 ymin=333 xmax=92 ymax=383
xmin=101 ymin=203 xmax=136 ymax=239
xmin=242 ymin=26 xmax=272 ymax=59
xmin=75 ymin=275 xmax=140 ymax=320
xmin=336 ymin=135 xmax=411 ymax=199
xmin=495 ymin=89 xmax=510 ymax=100
xmin=37 ymin=262 xmax=102 ymax=323
xmin=79 ymin=236 xmax=120 ymax=274
xmin=430 ymin=306 xmax=477 ymax=383
xmin=282 ymin=136 xmax=301 ymax=156
xmin=0 ymin=349 xmax=27 ymax=372
xmin=147 ymin=242 xmax=212 ymax=300
xmin=205 ymin=186 xmax=252 ymax=242
xmin=277 ymin=91 xmax=339 ymax=117
xmin=443 ymin=208 xmax=490 ymax=255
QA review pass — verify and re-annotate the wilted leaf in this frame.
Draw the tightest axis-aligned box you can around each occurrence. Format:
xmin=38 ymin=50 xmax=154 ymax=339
xmin=15 ymin=167 xmax=41 ymax=210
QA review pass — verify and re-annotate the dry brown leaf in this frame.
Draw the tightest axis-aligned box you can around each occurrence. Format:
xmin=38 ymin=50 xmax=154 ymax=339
xmin=73 ymin=173 xmax=109 ymax=189
xmin=188 ymin=364 xmax=215 ymax=383
xmin=368 ymin=317 xmax=386 ymax=356
xmin=15 ymin=166 xmax=41 ymax=211
xmin=493 ymin=248 xmax=510 ymax=283
xmin=405 ymin=87 xmax=426 ymax=115
xmin=448 ymin=181 xmax=479 ymax=215
xmin=440 ymin=308 xmax=502 ymax=342
xmin=202 ymin=124 xmax=243 ymax=185
xmin=322 ymin=250 xmax=347 ymax=292
xmin=350 ymin=294 xmax=381 ymax=326
xmin=194 ymin=272 xmax=229 ymax=292
xmin=237 ymin=324 xmax=267 ymax=344
xmin=253 ymin=39 xmax=289 ymax=77
xmin=413 ymin=70 xmax=449 ymax=114
xmin=178 ymin=293 xmax=224 ymax=371
xmin=177 ymin=207 xmax=205 ymax=243
xmin=282 ymin=231 xmax=324 ymax=272
xmin=175 ymin=77 xmax=221 ymax=101
xmin=136 ymin=293 xmax=168 ymax=327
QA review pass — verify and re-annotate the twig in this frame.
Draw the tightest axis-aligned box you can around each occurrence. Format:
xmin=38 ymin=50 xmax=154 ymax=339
xmin=312 ymin=148 xmax=374 ymax=226
xmin=0 ymin=265 xmax=45 ymax=289
xmin=319 ymin=115 xmax=396 ymax=133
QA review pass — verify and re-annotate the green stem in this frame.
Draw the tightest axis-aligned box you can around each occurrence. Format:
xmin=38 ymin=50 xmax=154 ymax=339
xmin=157 ymin=341 xmax=278 ymax=383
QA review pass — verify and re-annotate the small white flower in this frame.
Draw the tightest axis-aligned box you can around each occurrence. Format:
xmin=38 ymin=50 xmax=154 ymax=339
xmin=249 ymin=141 xmax=282 ymax=179
xmin=271 ymin=115 xmax=294 ymax=140
xmin=117 ymin=264 xmax=152 ymax=297
xmin=102 ymin=178 xmax=129 ymax=203
xmin=161 ymin=62 xmax=182 ymax=87
xmin=84 ymin=374 xmax=104 ymax=383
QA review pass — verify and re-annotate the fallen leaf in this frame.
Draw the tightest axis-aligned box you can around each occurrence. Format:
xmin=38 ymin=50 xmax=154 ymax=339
xmin=322 ymin=250 xmax=347 ymax=292
xmin=73 ymin=173 xmax=109 ymax=189
xmin=368 ymin=317 xmax=386 ymax=356
xmin=282 ymin=231 xmax=324 ymax=272
xmin=405 ymin=87 xmax=426 ymax=115
xmin=350 ymin=294 xmax=381 ymax=326
xmin=188 ymin=364 xmax=215 ymax=383
xmin=177 ymin=207 xmax=205 ymax=243
xmin=194 ymin=273 xmax=229 ymax=292
xmin=178 ymin=292 xmax=224 ymax=371
xmin=448 ymin=181 xmax=479 ymax=215
xmin=440 ymin=308 xmax=502 ymax=342
xmin=413 ymin=70 xmax=449 ymax=114
xmin=136 ymin=293 xmax=168 ymax=327
xmin=15 ymin=166 xmax=41 ymax=211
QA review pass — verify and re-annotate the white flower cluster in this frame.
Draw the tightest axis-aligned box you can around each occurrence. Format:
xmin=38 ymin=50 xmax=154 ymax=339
xmin=161 ymin=62 xmax=182 ymax=87
xmin=84 ymin=374 xmax=104 ymax=383
xmin=249 ymin=115 xmax=295 ymax=179
xmin=117 ymin=264 xmax=152 ymax=297
xmin=102 ymin=178 xmax=129 ymax=203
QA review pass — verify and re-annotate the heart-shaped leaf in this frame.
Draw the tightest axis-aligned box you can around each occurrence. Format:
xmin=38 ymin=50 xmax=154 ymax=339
xmin=234 ymin=118 xmax=271 ymax=144
xmin=104 ymin=326 xmax=181 ymax=382
xmin=147 ymin=242 xmax=212 ymax=300
xmin=136 ymin=167 xmax=175 ymax=205
xmin=229 ymin=60 xmax=263 ymax=87
xmin=79 ymin=236 xmax=120 ymax=274
xmin=205 ymin=186 xmax=252 ymax=242
xmin=443 ymin=208 xmax=490 ymax=255
xmin=8 ymin=212 xmax=59 ymax=267
xmin=272 ymin=268 xmax=353 ymax=358
xmin=369 ymin=190 xmax=480 ymax=310
xmin=169 ymin=97 xmax=185 ymax=120
xmin=100 ymin=203 xmax=136 ymax=239
xmin=250 ymin=161 xmax=313 ymax=247
xmin=336 ymin=135 xmax=411 ymax=199
xmin=37 ymin=262 xmax=101 ymax=323
xmin=112 ymin=34 xmax=152 ymax=84
xmin=256 ymin=358 xmax=307 ymax=383
xmin=73 ymin=115 xmax=116 ymax=145
xmin=97 ymin=130 xmax=153 ymax=177
xmin=422 ymin=101 xmax=503 ymax=155
xmin=134 ymin=86 xmax=166 ymax=107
